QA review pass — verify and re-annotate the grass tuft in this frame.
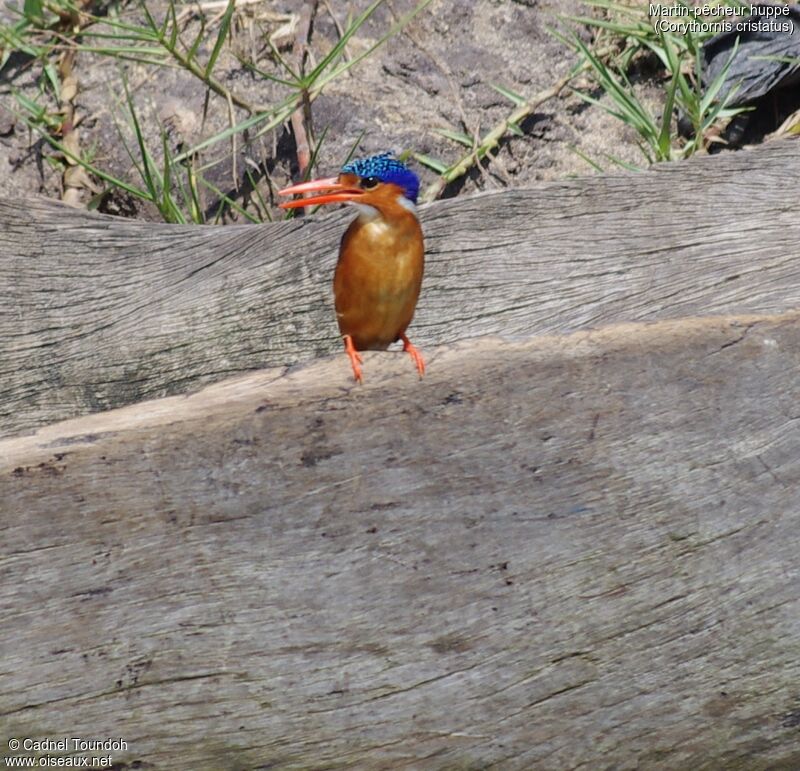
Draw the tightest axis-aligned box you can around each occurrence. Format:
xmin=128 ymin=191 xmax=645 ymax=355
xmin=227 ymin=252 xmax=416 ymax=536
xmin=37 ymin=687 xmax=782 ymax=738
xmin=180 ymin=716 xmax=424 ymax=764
xmin=1 ymin=0 xmax=434 ymax=222
xmin=558 ymin=0 xmax=748 ymax=168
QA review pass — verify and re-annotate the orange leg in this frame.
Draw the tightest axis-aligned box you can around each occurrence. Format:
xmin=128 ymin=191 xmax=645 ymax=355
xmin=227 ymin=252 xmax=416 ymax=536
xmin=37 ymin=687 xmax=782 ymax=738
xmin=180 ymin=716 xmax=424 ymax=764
xmin=400 ymin=334 xmax=425 ymax=378
xmin=342 ymin=334 xmax=364 ymax=383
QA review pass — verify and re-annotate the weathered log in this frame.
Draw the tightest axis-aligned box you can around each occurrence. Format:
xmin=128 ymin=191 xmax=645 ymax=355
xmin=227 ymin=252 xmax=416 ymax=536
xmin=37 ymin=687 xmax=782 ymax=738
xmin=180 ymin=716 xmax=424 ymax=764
xmin=3 ymin=138 xmax=800 ymax=437
xmin=2 ymin=312 xmax=800 ymax=769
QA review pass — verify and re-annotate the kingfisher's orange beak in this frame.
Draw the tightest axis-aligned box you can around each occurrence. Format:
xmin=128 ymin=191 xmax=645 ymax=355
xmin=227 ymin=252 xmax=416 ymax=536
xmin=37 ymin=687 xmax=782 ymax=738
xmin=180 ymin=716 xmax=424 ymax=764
xmin=278 ymin=176 xmax=363 ymax=209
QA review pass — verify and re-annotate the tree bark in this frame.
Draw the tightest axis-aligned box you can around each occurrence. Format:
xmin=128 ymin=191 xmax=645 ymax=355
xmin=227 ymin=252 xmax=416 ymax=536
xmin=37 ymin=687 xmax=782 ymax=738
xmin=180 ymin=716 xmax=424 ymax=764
xmin=2 ymin=312 xmax=800 ymax=770
xmin=3 ymin=138 xmax=800 ymax=436
xmin=3 ymin=139 xmax=800 ymax=769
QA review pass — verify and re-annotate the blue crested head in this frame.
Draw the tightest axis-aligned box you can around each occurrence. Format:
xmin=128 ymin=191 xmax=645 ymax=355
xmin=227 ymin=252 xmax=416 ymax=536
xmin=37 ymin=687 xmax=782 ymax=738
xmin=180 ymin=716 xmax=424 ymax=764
xmin=341 ymin=152 xmax=420 ymax=204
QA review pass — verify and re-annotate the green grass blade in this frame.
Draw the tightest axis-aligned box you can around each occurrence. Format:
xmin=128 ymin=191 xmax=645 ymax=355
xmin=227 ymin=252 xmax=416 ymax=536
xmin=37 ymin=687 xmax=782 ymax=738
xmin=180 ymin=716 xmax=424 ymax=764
xmin=77 ymin=28 xmax=162 ymax=43
xmin=266 ymin=37 xmax=300 ymax=81
xmin=235 ymin=55 xmax=299 ymax=88
xmin=571 ymin=34 xmax=658 ymax=142
xmin=604 ymin=153 xmax=642 ymax=172
xmin=302 ymin=0 xmax=384 ymax=86
xmin=341 ymin=128 xmax=367 ymax=167
xmin=569 ymin=144 xmax=605 ymax=173
xmin=489 ymin=83 xmax=527 ymax=107
xmin=205 ymin=0 xmax=235 ymax=78
xmin=308 ymin=0 xmax=434 ymax=92
xmin=700 ymin=38 xmax=740 ymax=115
xmin=158 ymin=0 xmax=171 ymax=41
xmin=13 ymin=90 xmax=61 ymax=128
xmin=160 ymin=130 xmax=186 ymax=223
xmin=434 ymin=128 xmax=474 ymax=147
xmin=244 ymin=164 xmax=269 ymax=222
xmin=107 ymin=89 xmax=149 ymax=186
xmin=200 ymin=175 xmax=260 ymax=223
xmin=413 ymin=152 xmax=447 ymax=174
xmin=23 ymin=0 xmax=44 ymax=24
xmin=122 ymin=74 xmax=160 ymax=202
xmin=173 ymin=92 xmax=296 ymax=163
xmin=570 ymin=89 xmax=629 ymax=126
xmin=167 ymin=1 xmax=179 ymax=50
xmin=139 ymin=1 xmax=160 ymax=38
xmin=17 ymin=110 xmax=152 ymax=200
xmin=657 ymin=62 xmax=680 ymax=160
xmin=186 ymin=15 xmax=207 ymax=62
xmin=42 ymin=61 xmax=60 ymax=98
xmin=305 ymin=123 xmax=330 ymax=179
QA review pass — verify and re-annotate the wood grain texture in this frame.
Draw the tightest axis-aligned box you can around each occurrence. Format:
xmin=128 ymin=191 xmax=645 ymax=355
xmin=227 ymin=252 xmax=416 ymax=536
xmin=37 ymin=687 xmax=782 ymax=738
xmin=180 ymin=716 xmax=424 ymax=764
xmin=3 ymin=138 xmax=800 ymax=436
xmin=2 ymin=312 xmax=800 ymax=770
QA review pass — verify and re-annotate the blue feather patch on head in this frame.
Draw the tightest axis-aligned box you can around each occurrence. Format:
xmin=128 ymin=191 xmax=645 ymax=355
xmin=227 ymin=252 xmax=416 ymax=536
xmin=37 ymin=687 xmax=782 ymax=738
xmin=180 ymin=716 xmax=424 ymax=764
xmin=341 ymin=152 xmax=420 ymax=204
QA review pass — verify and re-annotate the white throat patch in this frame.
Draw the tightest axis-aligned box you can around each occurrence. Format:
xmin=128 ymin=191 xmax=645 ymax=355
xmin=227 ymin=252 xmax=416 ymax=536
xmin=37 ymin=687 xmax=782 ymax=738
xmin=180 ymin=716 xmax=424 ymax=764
xmin=348 ymin=201 xmax=380 ymax=220
xmin=347 ymin=197 xmax=417 ymax=220
xmin=397 ymin=196 xmax=417 ymax=214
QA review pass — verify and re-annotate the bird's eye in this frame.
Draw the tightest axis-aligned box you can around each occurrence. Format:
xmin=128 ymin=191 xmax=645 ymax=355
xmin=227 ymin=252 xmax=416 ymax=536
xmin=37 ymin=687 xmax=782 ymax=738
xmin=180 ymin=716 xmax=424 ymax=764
xmin=361 ymin=176 xmax=380 ymax=189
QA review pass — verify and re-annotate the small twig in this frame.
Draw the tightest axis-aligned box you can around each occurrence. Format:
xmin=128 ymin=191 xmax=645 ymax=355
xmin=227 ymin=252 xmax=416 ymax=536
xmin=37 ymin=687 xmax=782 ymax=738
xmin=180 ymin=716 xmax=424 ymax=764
xmin=289 ymin=0 xmax=318 ymax=181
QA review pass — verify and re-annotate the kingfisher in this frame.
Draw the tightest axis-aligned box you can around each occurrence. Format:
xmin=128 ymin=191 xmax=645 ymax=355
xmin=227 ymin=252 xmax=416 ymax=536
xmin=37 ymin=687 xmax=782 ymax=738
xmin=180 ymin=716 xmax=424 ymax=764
xmin=278 ymin=153 xmax=425 ymax=383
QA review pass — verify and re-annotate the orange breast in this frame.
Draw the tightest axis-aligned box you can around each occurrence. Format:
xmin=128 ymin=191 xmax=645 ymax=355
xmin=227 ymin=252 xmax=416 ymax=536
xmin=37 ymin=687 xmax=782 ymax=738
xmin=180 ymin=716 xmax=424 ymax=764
xmin=333 ymin=207 xmax=424 ymax=351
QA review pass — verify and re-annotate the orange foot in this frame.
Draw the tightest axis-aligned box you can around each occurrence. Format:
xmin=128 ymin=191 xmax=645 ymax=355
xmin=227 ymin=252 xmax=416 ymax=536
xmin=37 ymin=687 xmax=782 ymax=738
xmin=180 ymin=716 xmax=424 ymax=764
xmin=342 ymin=335 xmax=364 ymax=383
xmin=401 ymin=334 xmax=425 ymax=379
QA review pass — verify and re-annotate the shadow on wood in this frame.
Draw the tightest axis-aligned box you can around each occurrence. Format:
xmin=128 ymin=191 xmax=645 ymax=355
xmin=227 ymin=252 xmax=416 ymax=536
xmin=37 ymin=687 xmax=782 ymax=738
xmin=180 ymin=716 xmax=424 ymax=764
xmin=3 ymin=138 xmax=800 ymax=436
xmin=2 ymin=312 xmax=800 ymax=769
